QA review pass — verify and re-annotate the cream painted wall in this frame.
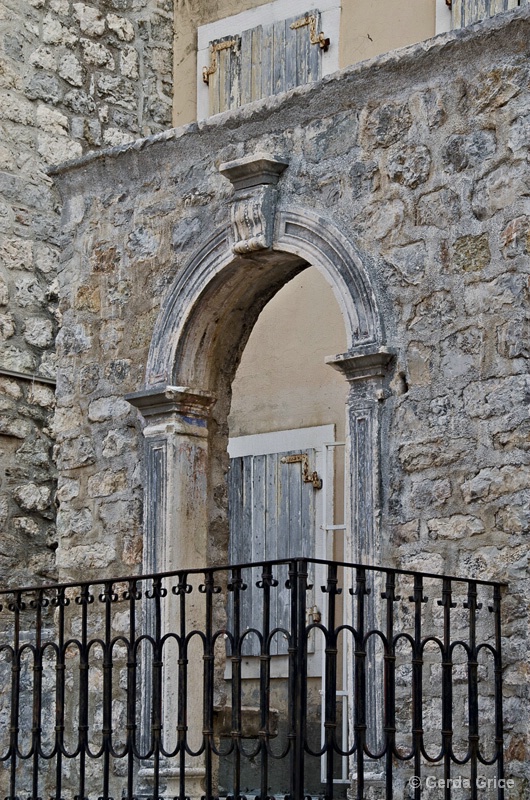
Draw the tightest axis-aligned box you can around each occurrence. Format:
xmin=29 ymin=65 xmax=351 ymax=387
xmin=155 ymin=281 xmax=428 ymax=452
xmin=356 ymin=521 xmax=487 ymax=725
xmin=173 ymin=0 xmax=437 ymax=126
xmin=228 ymin=266 xmax=348 ymax=556
xmin=340 ymin=0 xmax=436 ymax=66
xmin=228 ymin=266 xmax=348 ymax=440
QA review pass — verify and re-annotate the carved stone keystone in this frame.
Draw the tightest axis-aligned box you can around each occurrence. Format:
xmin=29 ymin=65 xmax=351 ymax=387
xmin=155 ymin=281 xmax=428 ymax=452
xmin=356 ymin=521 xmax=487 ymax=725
xmin=219 ymin=153 xmax=289 ymax=254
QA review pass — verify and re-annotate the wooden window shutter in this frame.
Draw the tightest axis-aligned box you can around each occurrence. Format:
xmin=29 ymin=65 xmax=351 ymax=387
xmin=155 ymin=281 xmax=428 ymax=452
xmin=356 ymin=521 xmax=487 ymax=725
xmin=450 ymin=0 xmax=522 ymax=29
xmin=204 ymin=10 xmax=326 ymax=115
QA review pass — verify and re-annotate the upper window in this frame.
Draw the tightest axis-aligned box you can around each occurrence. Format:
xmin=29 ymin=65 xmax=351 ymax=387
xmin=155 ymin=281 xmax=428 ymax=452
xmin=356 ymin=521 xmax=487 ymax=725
xmin=197 ymin=0 xmax=340 ymax=118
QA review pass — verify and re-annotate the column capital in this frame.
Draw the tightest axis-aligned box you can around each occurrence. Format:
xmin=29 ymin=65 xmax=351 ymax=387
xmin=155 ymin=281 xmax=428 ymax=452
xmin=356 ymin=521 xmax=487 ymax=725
xmin=326 ymin=346 xmax=396 ymax=384
xmin=125 ymin=384 xmax=215 ymax=422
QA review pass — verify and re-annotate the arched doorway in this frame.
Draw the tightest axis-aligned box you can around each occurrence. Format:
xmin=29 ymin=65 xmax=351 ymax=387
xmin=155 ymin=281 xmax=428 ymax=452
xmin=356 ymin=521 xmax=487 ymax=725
xmin=125 ymin=155 xmax=395 ymax=798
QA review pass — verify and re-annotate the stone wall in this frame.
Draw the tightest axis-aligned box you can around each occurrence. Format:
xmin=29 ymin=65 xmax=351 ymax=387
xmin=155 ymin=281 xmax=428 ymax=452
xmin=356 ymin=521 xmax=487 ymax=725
xmin=53 ymin=7 xmax=530 ymax=791
xmin=0 ymin=0 xmax=173 ymax=584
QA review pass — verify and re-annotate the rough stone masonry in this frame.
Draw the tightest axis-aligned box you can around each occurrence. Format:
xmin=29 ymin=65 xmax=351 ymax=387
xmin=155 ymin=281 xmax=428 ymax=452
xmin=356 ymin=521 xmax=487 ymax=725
xmin=0 ymin=0 xmax=173 ymax=586
xmin=49 ymin=8 xmax=530 ymax=792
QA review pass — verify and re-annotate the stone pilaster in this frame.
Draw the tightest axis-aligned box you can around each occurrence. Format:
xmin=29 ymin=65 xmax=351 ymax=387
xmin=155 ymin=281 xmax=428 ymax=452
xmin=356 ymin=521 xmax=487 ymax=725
xmin=126 ymin=385 xmax=215 ymax=800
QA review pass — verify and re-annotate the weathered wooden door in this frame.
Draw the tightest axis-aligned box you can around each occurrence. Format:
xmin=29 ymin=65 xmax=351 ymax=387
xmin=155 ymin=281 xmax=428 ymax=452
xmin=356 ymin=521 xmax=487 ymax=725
xmin=228 ymin=426 xmax=333 ymax=658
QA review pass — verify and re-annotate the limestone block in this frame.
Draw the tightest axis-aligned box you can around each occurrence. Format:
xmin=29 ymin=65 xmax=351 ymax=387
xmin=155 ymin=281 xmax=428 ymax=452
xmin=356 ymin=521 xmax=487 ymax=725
xmin=472 ymin=162 xmax=529 ymax=220
xmin=0 ymin=91 xmax=35 ymax=125
xmin=406 ymin=341 xmax=431 ymax=385
xmin=34 ymin=243 xmax=59 ymax=275
xmin=104 ymin=358 xmax=131 ymax=383
xmin=0 ymin=416 xmax=31 ymax=438
xmin=58 ymin=507 xmax=93 ymax=535
xmin=87 ymin=395 xmax=131 ymax=422
xmin=493 ymin=421 xmax=530 ymax=452
xmin=25 ymin=72 xmax=64 ymax=105
xmin=120 ymin=46 xmax=138 ymax=79
xmin=50 ymin=0 xmax=69 ymax=13
xmin=13 ymin=482 xmax=51 ymax=512
xmin=29 ymin=46 xmax=56 ymax=71
xmin=97 ymin=75 xmax=135 ymax=109
xmin=58 ymin=542 xmax=116 ymax=570
xmin=87 ymin=468 xmax=127 ymax=497
xmin=42 ymin=13 xmax=77 ymax=46
xmin=497 ymin=317 xmax=530 ymax=360
xmin=106 ymin=13 xmax=134 ymax=42
xmin=73 ymin=3 xmax=105 ymax=36
xmin=126 ymin=226 xmax=159 ymax=258
xmin=37 ymin=131 xmax=83 ymax=164
xmin=81 ymin=39 xmax=115 ymax=68
xmin=508 ymin=112 xmax=530 ymax=152
xmin=102 ymin=430 xmax=132 ymax=458
xmin=453 ymin=233 xmax=491 ymax=272
xmin=441 ymin=130 xmax=496 ymax=173
xmin=0 ymin=377 xmax=22 ymax=399
xmin=24 ymin=317 xmax=54 ymax=348
xmin=416 ymin=187 xmax=460 ymax=229
xmin=363 ymin=101 xmax=413 ymax=147
xmin=426 ymin=514 xmax=485 ymax=540
xmin=27 ymin=384 xmax=55 ymax=409
xmin=75 ymin=285 xmax=100 ymax=312
xmin=99 ymin=319 xmax=125 ymax=351
xmin=1 ymin=344 xmax=36 ymax=372
xmin=58 ymin=53 xmax=85 ymax=88
xmin=466 ymin=66 xmax=521 ymax=113
xmin=13 ymin=517 xmax=39 ymax=536
xmin=501 ymin=215 xmax=530 ymax=258
xmin=386 ymin=241 xmax=426 ymax=286
xmin=36 ymin=104 xmax=69 ymax=136
xmin=56 ymin=478 xmax=80 ymax=504
xmin=0 ymin=314 xmax=16 ymax=339
xmin=64 ymin=88 xmax=96 ymax=114
xmin=57 ymin=435 xmax=95 ymax=469
xmin=464 ymin=375 xmax=530 ymax=419
xmin=462 ymin=465 xmax=530 ymax=503
xmin=0 ymin=276 xmax=8 ymax=306
xmin=399 ymin=438 xmax=469 ymax=472
xmin=410 ymin=478 xmax=451 ymax=508
xmin=53 ymin=405 xmax=84 ymax=436
xmin=495 ymin=504 xmax=530 ymax=534
xmin=408 ymin=290 xmax=456 ymax=331
xmin=97 ymin=498 xmax=140 ymax=531
xmin=355 ymin=199 xmax=404 ymax=241
xmin=386 ymin=143 xmax=431 ymax=188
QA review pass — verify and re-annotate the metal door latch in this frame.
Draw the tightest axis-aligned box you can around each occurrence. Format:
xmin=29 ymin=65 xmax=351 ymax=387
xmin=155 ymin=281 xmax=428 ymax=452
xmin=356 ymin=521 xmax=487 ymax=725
xmin=280 ymin=453 xmax=322 ymax=489
xmin=203 ymin=39 xmax=239 ymax=84
xmin=290 ymin=14 xmax=330 ymax=51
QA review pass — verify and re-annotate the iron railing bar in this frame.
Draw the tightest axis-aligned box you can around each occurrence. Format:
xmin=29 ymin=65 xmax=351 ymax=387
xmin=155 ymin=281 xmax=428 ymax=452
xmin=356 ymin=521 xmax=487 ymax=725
xmin=0 ymin=557 xmax=507 ymax=596
xmin=0 ymin=556 xmax=507 ymax=800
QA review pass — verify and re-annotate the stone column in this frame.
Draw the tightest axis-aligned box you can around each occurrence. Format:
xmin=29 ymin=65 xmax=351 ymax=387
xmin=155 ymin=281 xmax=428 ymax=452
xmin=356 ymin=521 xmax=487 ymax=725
xmin=126 ymin=384 xmax=216 ymax=800
xmin=327 ymin=346 xmax=395 ymax=566
xmin=327 ymin=346 xmax=395 ymax=793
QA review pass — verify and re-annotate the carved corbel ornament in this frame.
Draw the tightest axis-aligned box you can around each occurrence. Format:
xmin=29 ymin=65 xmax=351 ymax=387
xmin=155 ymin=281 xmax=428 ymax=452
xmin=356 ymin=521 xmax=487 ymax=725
xmin=125 ymin=384 xmax=216 ymax=421
xmin=219 ymin=153 xmax=289 ymax=255
xmin=326 ymin=345 xmax=396 ymax=398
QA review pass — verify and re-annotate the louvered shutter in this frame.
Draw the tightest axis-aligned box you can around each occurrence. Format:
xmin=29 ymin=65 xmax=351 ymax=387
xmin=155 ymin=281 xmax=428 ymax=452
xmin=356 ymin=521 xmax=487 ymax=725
xmin=228 ymin=448 xmax=317 ymax=656
xmin=206 ymin=10 xmax=324 ymax=115
xmin=451 ymin=0 xmax=523 ymax=28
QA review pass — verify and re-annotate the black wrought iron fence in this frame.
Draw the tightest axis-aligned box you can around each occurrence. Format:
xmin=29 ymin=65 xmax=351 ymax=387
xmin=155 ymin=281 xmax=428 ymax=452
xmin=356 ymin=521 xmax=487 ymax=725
xmin=0 ymin=559 xmax=505 ymax=800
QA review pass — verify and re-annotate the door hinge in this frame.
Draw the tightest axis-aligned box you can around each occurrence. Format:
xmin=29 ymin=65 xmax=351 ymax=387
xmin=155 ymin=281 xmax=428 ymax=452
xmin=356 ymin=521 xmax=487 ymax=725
xmin=290 ymin=14 xmax=330 ymax=51
xmin=280 ymin=453 xmax=322 ymax=489
xmin=203 ymin=38 xmax=239 ymax=84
